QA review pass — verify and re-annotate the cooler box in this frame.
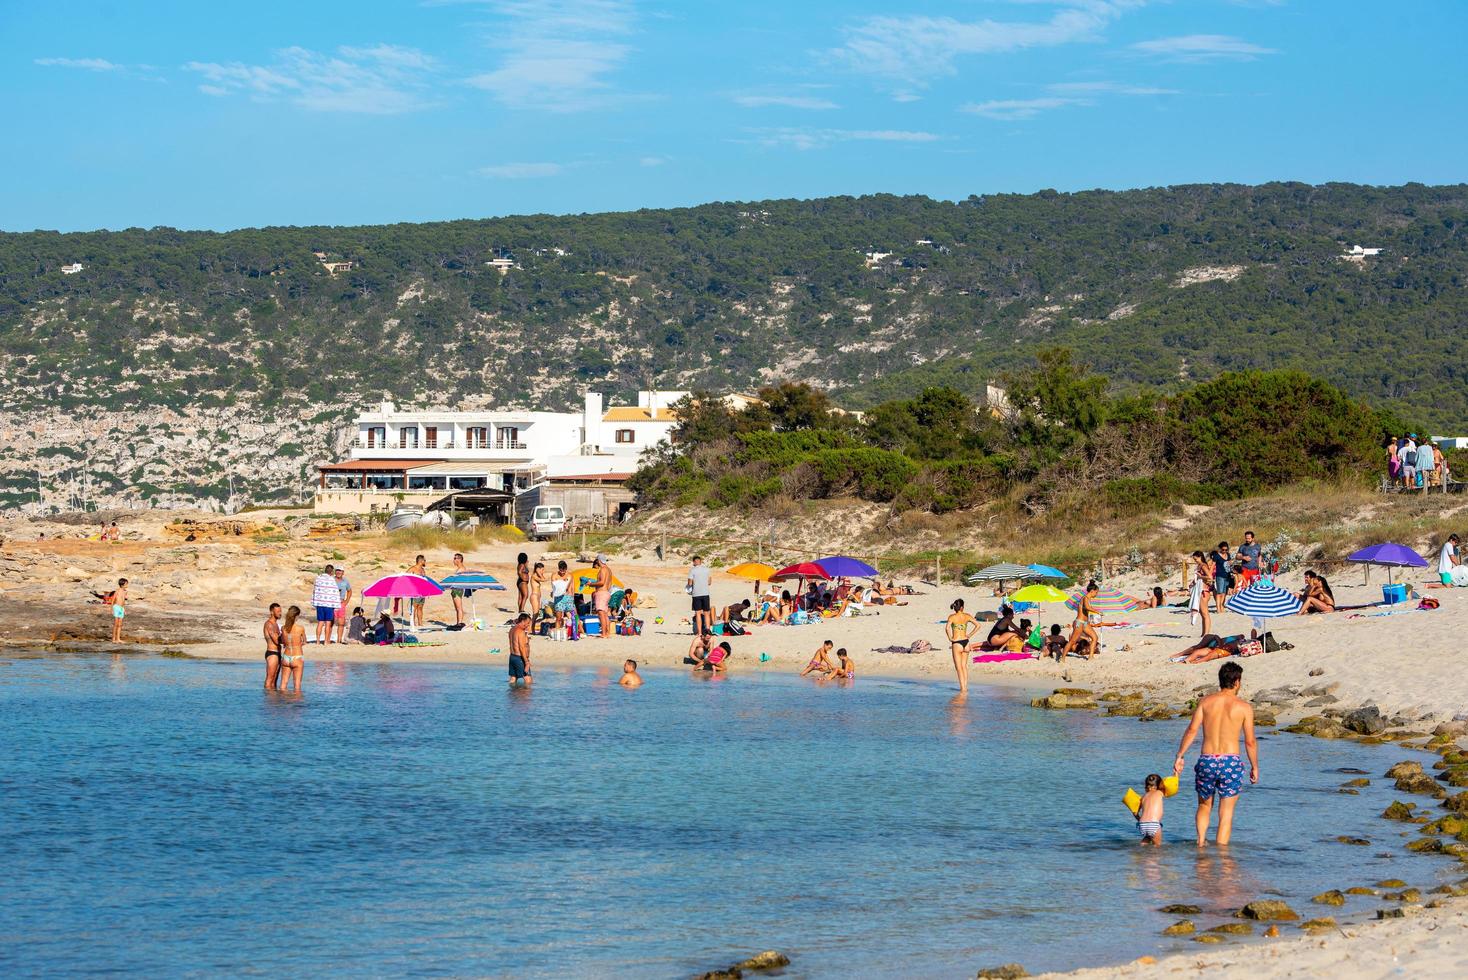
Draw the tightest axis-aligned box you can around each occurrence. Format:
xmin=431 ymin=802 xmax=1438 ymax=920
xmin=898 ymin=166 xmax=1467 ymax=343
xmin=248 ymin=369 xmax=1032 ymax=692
xmin=580 ymin=616 xmax=602 ymax=636
xmin=1382 ymin=583 xmax=1407 ymax=605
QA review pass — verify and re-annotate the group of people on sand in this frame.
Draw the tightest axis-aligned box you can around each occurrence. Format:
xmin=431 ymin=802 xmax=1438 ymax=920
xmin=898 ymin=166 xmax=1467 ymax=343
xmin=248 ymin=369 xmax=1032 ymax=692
xmin=798 ymin=639 xmax=856 ymax=679
xmin=505 ymin=608 xmax=642 ymax=687
xmin=1387 ymin=433 xmax=1450 ymax=492
xmin=942 ymin=583 xmax=1112 ymax=692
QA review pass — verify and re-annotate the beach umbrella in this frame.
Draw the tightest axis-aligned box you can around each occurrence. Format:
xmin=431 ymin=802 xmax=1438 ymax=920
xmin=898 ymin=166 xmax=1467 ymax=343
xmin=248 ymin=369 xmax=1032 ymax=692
xmin=440 ymin=571 xmax=506 ymax=621
xmin=817 ymin=556 xmax=879 ymax=578
xmin=1225 ymin=580 xmax=1302 ymax=636
xmin=964 ymin=562 xmax=1039 ymax=586
xmin=572 ymin=567 xmax=626 ymax=595
xmin=1065 ymin=587 xmax=1141 ymax=615
xmin=362 ymin=574 xmax=443 ymax=598
xmin=1347 ymin=542 xmax=1428 ymax=583
xmin=726 ymin=561 xmax=777 ymax=581
xmin=772 ymin=562 xmax=831 ymax=580
xmin=1027 ymin=563 xmax=1069 ymax=580
xmin=1010 ymin=584 xmax=1070 ymax=604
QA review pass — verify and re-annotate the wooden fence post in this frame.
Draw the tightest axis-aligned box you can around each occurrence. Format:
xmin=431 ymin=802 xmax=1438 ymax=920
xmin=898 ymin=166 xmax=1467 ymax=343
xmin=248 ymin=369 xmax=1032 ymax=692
xmin=935 ymin=556 xmax=941 ymax=585
xmin=581 ymin=528 xmax=587 ymax=553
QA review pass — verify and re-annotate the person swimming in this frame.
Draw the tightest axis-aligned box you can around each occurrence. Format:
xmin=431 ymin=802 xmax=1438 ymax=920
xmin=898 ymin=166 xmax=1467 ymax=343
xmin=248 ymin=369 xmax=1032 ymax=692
xmin=619 ymin=658 xmax=643 ymax=688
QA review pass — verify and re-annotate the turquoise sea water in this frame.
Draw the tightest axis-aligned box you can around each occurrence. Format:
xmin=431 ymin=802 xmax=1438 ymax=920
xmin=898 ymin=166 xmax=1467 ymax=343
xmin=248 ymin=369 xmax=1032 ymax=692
xmin=0 ymin=654 xmax=1452 ymax=978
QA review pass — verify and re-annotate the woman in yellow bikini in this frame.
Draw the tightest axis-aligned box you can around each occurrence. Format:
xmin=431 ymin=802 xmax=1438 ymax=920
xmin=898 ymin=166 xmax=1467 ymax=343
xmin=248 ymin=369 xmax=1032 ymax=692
xmin=280 ymin=605 xmax=307 ymax=692
xmin=945 ymin=599 xmax=978 ymax=693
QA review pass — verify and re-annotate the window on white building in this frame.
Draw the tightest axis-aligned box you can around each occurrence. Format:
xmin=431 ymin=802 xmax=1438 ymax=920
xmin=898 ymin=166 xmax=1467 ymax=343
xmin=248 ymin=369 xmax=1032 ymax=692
xmin=615 ymin=429 xmax=636 ymax=444
xmin=498 ymin=426 xmax=520 ymax=448
xmin=400 ymin=426 xmax=419 ymax=449
xmin=466 ymin=427 xmax=488 ymax=448
xmin=366 ymin=426 xmax=386 ymax=448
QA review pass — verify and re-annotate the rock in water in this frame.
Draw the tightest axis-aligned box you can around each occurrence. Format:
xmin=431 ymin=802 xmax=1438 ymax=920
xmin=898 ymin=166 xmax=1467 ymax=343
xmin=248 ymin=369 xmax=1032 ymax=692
xmin=1382 ymin=801 xmax=1417 ymax=820
xmin=1161 ymin=920 xmax=1195 ymax=936
xmin=1375 ymin=879 xmax=1407 ymax=888
xmin=1208 ymin=922 xmax=1253 ymax=934
xmin=1385 ymin=761 xmax=1424 ymax=780
xmin=1238 ymin=900 xmax=1300 ymax=921
xmin=733 ymin=952 xmax=789 ymax=972
xmin=1300 ymin=917 xmax=1337 ymax=932
xmin=1444 ymin=791 xmax=1468 ymax=814
xmin=1193 ymin=935 xmax=1225 ymax=944
xmin=1343 ymin=706 xmax=1386 ymax=734
xmin=1345 ymin=887 xmax=1378 ymax=896
xmin=1311 ymin=890 xmax=1346 ymax=906
xmin=1394 ymin=772 xmax=1447 ymax=797
xmin=1158 ymin=904 xmax=1203 ymax=914
xmin=975 ymin=965 xmax=1028 ymax=979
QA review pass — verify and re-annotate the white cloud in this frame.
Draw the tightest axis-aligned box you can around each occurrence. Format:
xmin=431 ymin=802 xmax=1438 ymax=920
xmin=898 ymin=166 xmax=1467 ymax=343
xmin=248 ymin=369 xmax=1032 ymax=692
xmin=1132 ymin=34 xmax=1277 ymax=62
xmin=466 ymin=0 xmax=635 ymax=112
xmin=732 ymin=93 xmax=839 ymax=110
xmin=961 ymin=97 xmax=1083 ymax=120
xmin=834 ymin=1 xmax=1145 ymax=84
xmin=184 ymin=44 xmax=438 ymax=113
xmin=1046 ymin=80 xmax=1177 ymax=96
xmin=639 ymin=155 xmax=668 ymax=167
xmin=34 ymin=57 xmax=121 ymax=71
xmin=477 ymin=162 xmax=564 ymax=178
xmin=750 ymin=128 xmax=940 ymax=151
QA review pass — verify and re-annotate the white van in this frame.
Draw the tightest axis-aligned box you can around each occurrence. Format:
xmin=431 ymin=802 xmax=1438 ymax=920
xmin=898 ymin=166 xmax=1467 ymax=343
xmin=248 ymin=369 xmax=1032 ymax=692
xmin=528 ymin=505 xmax=567 ymax=540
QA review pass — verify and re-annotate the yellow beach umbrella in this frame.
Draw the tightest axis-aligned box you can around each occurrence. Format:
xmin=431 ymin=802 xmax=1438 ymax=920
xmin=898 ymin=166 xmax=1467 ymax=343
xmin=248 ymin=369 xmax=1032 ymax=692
xmin=1010 ymin=584 xmax=1071 ymax=604
xmin=727 ymin=561 xmax=777 ymax=581
xmin=572 ymin=568 xmax=626 ymax=594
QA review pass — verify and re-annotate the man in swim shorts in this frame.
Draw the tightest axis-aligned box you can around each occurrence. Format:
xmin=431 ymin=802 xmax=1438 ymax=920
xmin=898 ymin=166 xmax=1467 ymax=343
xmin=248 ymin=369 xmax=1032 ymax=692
xmin=1172 ymin=660 xmax=1258 ymax=846
xmin=508 ymin=613 xmax=532 ymax=686
xmin=311 ymin=564 xmax=339 ymax=645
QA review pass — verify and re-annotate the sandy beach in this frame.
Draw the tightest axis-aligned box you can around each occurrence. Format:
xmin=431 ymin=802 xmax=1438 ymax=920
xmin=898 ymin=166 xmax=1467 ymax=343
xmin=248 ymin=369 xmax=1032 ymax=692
xmin=5 ymin=509 xmax=1468 ymax=977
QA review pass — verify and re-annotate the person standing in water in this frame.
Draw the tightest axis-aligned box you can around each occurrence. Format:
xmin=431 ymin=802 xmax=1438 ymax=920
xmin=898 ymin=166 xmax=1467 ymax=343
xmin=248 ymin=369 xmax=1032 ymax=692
xmin=1172 ymin=661 xmax=1258 ymax=846
xmin=508 ymin=612 xmax=532 ymax=686
xmin=263 ymin=602 xmax=283 ymax=690
xmin=280 ymin=605 xmax=306 ymax=692
xmin=619 ymin=659 xmax=643 ymax=688
xmin=945 ymin=599 xmax=978 ymax=693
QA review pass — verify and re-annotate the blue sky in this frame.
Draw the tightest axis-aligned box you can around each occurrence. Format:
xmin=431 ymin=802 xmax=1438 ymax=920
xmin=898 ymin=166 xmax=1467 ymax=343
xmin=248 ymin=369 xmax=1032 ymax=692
xmin=4 ymin=1 xmax=1465 ymax=231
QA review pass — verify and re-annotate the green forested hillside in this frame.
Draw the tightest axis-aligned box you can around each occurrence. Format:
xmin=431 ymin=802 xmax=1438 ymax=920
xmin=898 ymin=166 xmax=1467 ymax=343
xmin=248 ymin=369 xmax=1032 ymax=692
xmin=1 ymin=182 xmax=1466 ymax=509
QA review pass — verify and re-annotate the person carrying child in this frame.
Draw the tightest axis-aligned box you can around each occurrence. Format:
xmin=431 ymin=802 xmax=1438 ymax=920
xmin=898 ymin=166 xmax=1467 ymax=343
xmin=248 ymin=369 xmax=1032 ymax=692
xmin=1137 ymin=773 xmax=1165 ymax=845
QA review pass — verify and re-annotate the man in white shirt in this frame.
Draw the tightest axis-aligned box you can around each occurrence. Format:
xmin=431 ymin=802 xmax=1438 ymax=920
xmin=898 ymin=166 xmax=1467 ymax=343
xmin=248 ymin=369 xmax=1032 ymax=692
xmin=1439 ymin=534 xmax=1460 ymax=586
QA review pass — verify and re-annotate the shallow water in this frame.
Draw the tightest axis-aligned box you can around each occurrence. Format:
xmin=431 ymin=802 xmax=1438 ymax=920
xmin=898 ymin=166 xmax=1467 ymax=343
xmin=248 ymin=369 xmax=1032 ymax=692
xmin=0 ymin=655 xmax=1452 ymax=977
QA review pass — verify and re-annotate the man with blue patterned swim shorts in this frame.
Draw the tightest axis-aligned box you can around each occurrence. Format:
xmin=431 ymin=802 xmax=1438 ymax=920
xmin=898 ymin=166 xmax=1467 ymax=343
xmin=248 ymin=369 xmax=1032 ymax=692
xmin=1172 ymin=660 xmax=1259 ymax=846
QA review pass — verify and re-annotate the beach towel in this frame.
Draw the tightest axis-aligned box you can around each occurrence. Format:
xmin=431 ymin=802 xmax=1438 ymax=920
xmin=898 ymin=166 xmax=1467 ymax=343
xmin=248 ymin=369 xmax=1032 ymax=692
xmin=972 ymin=651 xmax=1033 ymax=664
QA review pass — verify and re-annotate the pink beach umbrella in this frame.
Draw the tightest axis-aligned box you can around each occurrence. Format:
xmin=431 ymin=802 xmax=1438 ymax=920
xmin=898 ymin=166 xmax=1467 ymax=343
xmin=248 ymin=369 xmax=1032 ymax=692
xmin=362 ymin=574 xmax=444 ymax=598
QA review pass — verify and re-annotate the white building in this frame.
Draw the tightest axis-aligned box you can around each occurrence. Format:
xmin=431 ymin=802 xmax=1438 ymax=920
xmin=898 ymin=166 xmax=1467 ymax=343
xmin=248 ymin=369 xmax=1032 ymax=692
xmin=61 ymin=263 xmax=84 ymax=274
xmin=315 ymin=390 xmax=686 ymax=514
xmin=1342 ymin=245 xmax=1383 ymax=263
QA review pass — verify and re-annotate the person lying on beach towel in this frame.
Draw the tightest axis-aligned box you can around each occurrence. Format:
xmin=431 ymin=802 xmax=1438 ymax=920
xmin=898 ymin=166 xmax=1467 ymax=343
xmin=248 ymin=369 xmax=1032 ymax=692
xmin=977 ymin=606 xmax=1022 ymax=652
xmin=871 ymin=640 xmax=934 ymax=655
xmin=1169 ymin=634 xmax=1262 ymax=664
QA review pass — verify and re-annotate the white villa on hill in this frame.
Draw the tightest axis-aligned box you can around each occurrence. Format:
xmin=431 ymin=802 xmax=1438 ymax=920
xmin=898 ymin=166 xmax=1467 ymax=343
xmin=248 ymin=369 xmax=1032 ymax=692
xmin=315 ymin=390 xmax=688 ymax=520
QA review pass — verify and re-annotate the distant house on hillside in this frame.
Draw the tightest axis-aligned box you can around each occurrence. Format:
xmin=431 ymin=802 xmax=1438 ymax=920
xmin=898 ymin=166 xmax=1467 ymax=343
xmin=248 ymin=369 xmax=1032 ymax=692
xmin=321 ymin=261 xmax=354 ymax=274
xmin=485 ymin=257 xmax=517 ymax=273
xmin=60 ymin=263 xmax=84 ymax=275
xmin=864 ymin=250 xmax=893 ymax=268
xmin=1341 ymin=244 xmax=1383 ymax=263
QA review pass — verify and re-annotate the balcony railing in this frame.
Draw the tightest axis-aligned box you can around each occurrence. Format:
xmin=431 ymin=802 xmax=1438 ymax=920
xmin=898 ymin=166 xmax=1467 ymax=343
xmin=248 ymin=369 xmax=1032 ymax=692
xmin=351 ymin=438 xmax=528 ymax=451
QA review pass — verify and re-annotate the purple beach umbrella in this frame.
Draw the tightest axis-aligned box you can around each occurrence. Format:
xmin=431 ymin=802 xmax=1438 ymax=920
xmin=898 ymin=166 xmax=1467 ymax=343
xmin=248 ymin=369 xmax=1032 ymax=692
xmin=1347 ymin=542 xmax=1427 ymax=584
xmin=816 ymin=556 xmax=879 ymax=578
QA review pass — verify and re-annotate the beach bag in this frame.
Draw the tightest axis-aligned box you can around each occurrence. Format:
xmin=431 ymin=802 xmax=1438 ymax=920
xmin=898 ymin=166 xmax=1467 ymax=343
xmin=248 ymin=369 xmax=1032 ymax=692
xmin=1405 ymin=449 xmax=1418 ymax=467
xmin=1238 ymin=640 xmax=1264 ymax=658
xmin=1418 ymin=596 xmax=1440 ymax=610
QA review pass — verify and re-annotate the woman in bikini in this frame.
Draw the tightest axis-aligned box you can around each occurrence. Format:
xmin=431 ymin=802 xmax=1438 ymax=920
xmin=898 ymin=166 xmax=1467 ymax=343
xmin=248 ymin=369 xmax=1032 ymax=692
xmin=530 ymin=561 xmax=548 ymax=614
xmin=945 ymin=599 xmax=978 ymax=693
xmin=1063 ymin=581 xmax=1102 ymax=660
xmin=1299 ymin=571 xmax=1336 ymax=614
xmin=280 ymin=604 xmax=306 ymax=692
xmin=1189 ymin=551 xmax=1213 ymax=636
xmin=515 ymin=553 xmax=530 ymax=614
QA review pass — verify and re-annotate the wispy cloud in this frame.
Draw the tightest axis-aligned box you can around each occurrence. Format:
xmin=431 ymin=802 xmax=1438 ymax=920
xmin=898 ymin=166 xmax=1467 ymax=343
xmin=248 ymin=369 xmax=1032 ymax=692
xmin=963 ymin=78 xmax=1176 ymax=119
xmin=477 ymin=162 xmax=564 ymax=178
xmin=961 ymin=97 xmax=1082 ymax=120
xmin=1046 ymin=80 xmax=1177 ymax=96
xmin=1132 ymin=34 xmax=1277 ymax=62
xmin=184 ymin=44 xmax=437 ymax=113
xmin=466 ymin=0 xmax=635 ymax=112
xmin=639 ymin=155 xmax=668 ymax=167
xmin=748 ymin=128 xmax=940 ymax=151
xmin=34 ymin=57 xmax=122 ymax=71
xmin=732 ymin=93 xmax=839 ymax=110
xmin=833 ymin=1 xmax=1144 ymax=84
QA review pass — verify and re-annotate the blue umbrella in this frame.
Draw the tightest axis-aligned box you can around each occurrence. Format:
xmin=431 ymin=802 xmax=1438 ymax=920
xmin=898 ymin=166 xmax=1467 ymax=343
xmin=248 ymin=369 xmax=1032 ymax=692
xmin=439 ymin=571 xmax=506 ymax=622
xmin=1225 ymin=581 xmax=1302 ymax=637
xmin=817 ymin=556 xmax=879 ymax=578
xmin=1027 ymin=563 xmax=1068 ymax=579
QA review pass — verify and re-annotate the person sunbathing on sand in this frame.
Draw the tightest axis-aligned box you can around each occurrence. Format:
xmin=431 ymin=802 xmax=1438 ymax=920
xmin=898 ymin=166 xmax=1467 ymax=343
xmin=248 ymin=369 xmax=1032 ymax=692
xmin=979 ymin=605 xmax=1021 ymax=651
xmin=1170 ymin=634 xmax=1247 ymax=664
xmin=1298 ymin=571 xmax=1336 ymax=614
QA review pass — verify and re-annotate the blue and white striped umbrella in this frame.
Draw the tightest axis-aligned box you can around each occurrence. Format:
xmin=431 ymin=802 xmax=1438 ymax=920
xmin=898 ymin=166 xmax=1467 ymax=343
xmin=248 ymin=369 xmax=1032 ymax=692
xmin=1224 ymin=581 xmax=1301 ymax=619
